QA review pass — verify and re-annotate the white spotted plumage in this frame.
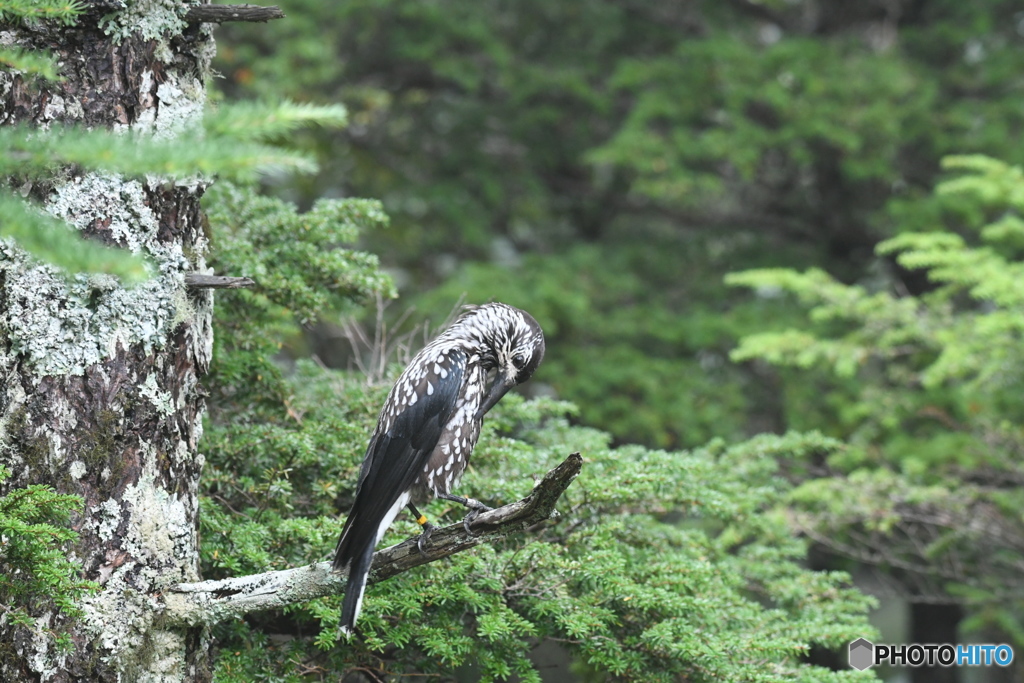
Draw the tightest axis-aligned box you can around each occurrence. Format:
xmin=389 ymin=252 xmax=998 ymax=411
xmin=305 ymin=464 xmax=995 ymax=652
xmin=332 ymin=303 xmax=545 ymax=633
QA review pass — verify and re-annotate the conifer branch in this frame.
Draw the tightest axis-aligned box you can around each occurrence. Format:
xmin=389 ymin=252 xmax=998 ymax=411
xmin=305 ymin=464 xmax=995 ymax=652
xmin=0 ymin=125 xmax=317 ymax=180
xmin=184 ymin=4 xmax=285 ymax=23
xmin=160 ymin=453 xmax=583 ymax=627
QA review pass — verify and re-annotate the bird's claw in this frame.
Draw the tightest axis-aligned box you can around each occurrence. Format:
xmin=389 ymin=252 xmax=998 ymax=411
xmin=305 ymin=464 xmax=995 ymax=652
xmin=462 ymin=498 xmax=494 ymax=536
xmin=416 ymin=522 xmax=435 ymax=556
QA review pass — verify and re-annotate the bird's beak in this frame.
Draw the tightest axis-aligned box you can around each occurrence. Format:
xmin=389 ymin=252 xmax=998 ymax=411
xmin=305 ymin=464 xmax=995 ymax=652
xmin=476 ymin=371 xmax=514 ymax=420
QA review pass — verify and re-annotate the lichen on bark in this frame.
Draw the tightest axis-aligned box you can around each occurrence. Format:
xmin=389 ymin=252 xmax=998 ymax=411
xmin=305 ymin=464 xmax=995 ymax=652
xmin=0 ymin=2 xmax=217 ymax=681
xmin=99 ymin=0 xmax=191 ymax=46
xmin=1 ymin=247 xmax=187 ymax=380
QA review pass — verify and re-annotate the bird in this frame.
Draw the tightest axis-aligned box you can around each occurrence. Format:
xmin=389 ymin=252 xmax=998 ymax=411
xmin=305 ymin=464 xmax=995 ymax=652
xmin=332 ymin=302 xmax=546 ymax=634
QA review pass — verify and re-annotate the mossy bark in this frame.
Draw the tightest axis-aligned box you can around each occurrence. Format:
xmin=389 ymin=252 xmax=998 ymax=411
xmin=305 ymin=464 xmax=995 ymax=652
xmin=1 ymin=3 xmax=215 ymax=681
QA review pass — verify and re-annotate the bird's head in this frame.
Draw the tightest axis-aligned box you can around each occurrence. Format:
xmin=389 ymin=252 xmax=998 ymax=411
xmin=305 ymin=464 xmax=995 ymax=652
xmin=453 ymin=303 xmax=545 ymax=419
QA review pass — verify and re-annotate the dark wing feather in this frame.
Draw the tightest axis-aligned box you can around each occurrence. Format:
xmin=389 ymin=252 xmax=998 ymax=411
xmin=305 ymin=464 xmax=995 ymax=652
xmin=333 ymin=349 xmax=465 ymax=570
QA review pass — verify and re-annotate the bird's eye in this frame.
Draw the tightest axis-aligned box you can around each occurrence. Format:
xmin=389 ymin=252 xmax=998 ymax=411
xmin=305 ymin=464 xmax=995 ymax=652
xmin=511 ymin=353 xmax=526 ymax=369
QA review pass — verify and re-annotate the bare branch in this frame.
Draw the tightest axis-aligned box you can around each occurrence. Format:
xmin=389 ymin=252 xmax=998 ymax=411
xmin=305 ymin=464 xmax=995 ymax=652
xmin=184 ymin=4 xmax=285 ymax=23
xmin=184 ymin=273 xmax=255 ymax=289
xmin=159 ymin=453 xmax=583 ymax=627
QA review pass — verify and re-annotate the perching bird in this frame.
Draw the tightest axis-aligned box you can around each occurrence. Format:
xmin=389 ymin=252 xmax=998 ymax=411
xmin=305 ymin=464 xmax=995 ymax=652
xmin=332 ymin=302 xmax=545 ymax=633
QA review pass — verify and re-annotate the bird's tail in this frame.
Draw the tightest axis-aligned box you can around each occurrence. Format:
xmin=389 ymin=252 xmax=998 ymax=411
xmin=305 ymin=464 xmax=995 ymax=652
xmin=332 ymin=514 xmax=357 ymax=573
xmin=333 ymin=491 xmax=411 ymax=633
xmin=339 ymin=541 xmax=375 ymax=634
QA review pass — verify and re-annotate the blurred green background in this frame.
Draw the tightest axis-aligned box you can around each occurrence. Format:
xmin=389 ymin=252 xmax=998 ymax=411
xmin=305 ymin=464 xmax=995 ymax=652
xmin=213 ymin=0 xmax=1024 ymax=447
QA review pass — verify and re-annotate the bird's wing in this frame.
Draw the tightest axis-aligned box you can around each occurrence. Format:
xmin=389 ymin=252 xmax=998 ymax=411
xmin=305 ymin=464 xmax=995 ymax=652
xmin=334 ymin=348 xmax=466 ymax=569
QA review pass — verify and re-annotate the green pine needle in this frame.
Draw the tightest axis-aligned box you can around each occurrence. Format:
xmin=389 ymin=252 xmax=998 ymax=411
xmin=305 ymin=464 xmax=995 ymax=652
xmin=204 ymin=100 xmax=349 ymax=142
xmin=0 ymin=125 xmax=318 ymax=181
xmin=0 ymin=47 xmax=61 ymax=80
xmin=0 ymin=193 xmax=151 ymax=283
xmin=0 ymin=0 xmax=85 ymax=23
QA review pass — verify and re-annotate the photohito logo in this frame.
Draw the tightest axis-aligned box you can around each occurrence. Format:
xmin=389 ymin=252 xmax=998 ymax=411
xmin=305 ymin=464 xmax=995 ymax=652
xmin=848 ymin=638 xmax=1014 ymax=670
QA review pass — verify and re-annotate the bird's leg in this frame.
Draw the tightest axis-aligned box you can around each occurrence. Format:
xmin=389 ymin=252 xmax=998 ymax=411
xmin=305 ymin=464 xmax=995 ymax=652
xmin=436 ymin=493 xmax=494 ymax=536
xmin=407 ymin=503 xmax=436 ymax=556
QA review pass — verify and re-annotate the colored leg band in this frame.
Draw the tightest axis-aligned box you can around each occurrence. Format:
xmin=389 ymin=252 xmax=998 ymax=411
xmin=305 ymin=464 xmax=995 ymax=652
xmin=416 ymin=515 xmax=428 ymax=526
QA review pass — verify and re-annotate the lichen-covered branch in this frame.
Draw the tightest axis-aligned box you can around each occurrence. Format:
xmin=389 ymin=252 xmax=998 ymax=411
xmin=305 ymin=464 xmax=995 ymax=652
xmin=161 ymin=453 xmax=582 ymax=627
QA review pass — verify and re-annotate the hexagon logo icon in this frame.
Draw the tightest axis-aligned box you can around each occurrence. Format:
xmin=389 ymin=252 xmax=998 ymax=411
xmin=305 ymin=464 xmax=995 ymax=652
xmin=849 ymin=638 xmax=874 ymax=670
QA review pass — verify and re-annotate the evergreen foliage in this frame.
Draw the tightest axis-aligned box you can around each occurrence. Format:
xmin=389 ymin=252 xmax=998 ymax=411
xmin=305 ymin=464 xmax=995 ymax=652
xmin=0 ymin=46 xmax=61 ymax=81
xmin=0 ymin=0 xmax=82 ymax=79
xmin=199 ymin=184 xmax=876 ymax=681
xmin=0 ymin=466 xmax=96 ymax=653
xmin=210 ymin=386 xmax=877 ymax=682
xmin=728 ymin=155 xmax=1024 ymax=643
xmin=1 ymin=99 xmax=346 ymax=281
xmin=0 ymin=0 xmax=84 ymax=23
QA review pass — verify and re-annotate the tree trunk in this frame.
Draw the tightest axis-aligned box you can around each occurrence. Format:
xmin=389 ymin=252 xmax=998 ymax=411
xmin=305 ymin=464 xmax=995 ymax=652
xmin=1 ymin=5 xmax=216 ymax=681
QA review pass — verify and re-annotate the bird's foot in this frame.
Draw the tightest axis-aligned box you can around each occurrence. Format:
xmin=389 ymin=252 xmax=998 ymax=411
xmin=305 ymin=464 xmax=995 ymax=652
xmin=435 ymin=492 xmax=495 ymax=536
xmin=416 ymin=521 xmax=436 ymax=556
xmin=462 ymin=498 xmax=494 ymax=536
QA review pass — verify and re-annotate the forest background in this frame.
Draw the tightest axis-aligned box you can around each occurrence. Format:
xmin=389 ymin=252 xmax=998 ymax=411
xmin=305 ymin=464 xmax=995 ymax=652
xmin=212 ymin=2 xmax=1024 ymax=679
xmin=5 ymin=0 xmax=1024 ymax=682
